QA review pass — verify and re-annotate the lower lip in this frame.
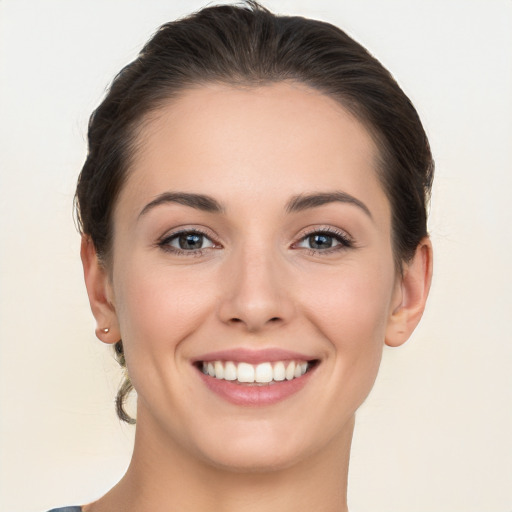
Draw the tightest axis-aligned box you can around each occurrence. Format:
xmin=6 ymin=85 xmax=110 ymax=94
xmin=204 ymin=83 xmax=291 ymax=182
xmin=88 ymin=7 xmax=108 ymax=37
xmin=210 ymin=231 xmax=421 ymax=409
xmin=197 ymin=365 xmax=316 ymax=406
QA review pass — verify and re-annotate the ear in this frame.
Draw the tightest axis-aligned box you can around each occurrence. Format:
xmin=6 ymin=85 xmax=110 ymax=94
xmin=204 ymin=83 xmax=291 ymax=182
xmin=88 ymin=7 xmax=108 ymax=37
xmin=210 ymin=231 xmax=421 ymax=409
xmin=80 ymin=235 xmax=120 ymax=345
xmin=385 ymin=237 xmax=433 ymax=347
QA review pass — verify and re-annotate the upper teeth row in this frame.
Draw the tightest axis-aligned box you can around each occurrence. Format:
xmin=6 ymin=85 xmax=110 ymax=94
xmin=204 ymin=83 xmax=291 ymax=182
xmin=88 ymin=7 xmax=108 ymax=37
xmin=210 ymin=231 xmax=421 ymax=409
xmin=201 ymin=360 xmax=309 ymax=383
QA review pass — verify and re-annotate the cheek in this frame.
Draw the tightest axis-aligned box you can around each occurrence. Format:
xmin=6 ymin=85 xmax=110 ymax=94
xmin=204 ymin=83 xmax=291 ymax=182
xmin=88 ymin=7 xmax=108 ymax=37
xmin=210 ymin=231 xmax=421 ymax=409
xmin=301 ymin=260 xmax=395 ymax=398
xmin=112 ymin=260 xmax=214 ymax=376
xmin=304 ymin=260 xmax=394 ymax=342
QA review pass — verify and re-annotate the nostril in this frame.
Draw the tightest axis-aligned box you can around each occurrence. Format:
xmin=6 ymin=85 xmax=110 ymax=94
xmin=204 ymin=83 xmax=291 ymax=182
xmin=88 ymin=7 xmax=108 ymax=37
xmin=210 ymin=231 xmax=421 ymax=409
xmin=228 ymin=316 xmax=281 ymax=327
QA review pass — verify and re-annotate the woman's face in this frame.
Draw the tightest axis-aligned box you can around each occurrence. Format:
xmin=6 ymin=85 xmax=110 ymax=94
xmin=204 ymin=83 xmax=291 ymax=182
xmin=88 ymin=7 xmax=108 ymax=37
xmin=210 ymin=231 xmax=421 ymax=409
xmin=106 ymin=82 xmax=403 ymax=470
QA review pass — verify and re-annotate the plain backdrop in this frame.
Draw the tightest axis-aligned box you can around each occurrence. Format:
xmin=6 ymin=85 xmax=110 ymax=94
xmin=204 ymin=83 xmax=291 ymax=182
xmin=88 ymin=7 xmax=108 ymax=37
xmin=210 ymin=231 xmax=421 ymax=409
xmin=0 ymin=1 xmax=511 ymax=511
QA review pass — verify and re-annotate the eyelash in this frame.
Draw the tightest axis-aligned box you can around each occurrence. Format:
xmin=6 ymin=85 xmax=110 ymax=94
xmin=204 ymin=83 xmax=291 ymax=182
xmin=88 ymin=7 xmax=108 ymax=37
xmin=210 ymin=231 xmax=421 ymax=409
xmin=157 ymin=228 xmax=219 ymax=257
xmin=157 ymin=227 xmax=354 ymax=256
xmin=293 ymin=227 xmax=354 ymax=255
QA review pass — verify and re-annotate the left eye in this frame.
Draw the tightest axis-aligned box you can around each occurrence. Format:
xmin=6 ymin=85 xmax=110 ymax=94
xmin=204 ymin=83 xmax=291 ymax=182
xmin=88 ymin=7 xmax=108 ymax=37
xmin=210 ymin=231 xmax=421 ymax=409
xmin=164 ymin=231 xmax=215 ymax=251
xmin=296 ymin=232 xmax=349 ymax=251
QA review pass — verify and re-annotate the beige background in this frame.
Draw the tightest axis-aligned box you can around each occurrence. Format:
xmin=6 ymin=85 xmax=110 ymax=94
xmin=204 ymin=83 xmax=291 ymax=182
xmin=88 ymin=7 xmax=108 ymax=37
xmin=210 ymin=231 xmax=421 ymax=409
xmin=1 ymin=1 xmax=511 ymax=511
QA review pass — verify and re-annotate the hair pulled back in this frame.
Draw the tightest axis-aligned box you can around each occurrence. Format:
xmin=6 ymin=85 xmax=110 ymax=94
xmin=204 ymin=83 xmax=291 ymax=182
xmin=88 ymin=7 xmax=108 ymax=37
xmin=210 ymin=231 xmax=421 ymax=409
xmin=75 ymin=1 xmax=434 ymax=423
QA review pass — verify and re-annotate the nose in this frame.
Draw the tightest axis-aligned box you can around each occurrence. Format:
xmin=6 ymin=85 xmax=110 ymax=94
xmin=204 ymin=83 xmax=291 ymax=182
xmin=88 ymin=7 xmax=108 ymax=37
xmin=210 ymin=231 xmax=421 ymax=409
xmin=217 ymin=246 xmax=295 ymax=332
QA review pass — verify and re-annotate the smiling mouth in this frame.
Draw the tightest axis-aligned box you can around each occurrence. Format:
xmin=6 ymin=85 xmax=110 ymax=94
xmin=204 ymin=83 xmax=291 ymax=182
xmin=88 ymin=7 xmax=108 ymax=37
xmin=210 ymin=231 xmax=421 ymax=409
xmin=197 ymin=360 xmax=319 ymax=385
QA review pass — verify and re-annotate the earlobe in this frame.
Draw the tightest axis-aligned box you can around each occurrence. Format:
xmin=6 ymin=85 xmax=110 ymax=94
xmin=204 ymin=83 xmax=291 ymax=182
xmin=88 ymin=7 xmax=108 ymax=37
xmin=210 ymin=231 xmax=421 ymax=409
xmin=385 ymin=237 xmax=433 ymax=347
xmin=80 ymin=235 xmax=120 ymax=345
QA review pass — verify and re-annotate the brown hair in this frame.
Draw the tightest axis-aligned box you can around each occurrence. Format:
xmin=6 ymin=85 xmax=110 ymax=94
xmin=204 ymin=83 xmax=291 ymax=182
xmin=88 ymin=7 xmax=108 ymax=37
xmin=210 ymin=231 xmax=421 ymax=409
xmin=75 ymin=1 xmax=434 ymax=423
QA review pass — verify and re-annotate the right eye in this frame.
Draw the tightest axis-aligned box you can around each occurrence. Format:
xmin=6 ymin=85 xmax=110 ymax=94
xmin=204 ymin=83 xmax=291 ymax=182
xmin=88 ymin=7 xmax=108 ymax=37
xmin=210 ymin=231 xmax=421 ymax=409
xmin=159 ymin=230 xmax=216 ymax=254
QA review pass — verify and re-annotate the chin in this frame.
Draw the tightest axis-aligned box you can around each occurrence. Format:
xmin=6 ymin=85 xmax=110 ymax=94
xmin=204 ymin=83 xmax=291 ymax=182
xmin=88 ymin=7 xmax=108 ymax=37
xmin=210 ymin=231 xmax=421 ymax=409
xmin=188 ymin=414 xmax=352 ymax=474
xmin=199 ymin=440 xmax=306 ymax=474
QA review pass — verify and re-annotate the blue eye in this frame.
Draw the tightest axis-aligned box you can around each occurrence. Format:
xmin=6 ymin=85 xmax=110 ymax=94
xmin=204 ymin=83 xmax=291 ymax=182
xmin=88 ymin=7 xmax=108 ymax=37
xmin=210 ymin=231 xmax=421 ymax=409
xmin=160 ymin=230 xmax=215 ymax=252
xmin=306 ymin=233 xmax=336 ymax=250
xmin=296 ymin=230 xmax=352 ymax=252
xmin=176 ymin=233 xmax=210 ymax=250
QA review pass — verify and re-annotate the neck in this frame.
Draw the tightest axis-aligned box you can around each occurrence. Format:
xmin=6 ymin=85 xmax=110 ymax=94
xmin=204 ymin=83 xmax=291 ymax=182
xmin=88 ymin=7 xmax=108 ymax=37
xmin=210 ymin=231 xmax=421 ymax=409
xmin=85 ymin=413 xmax=354 ymax=512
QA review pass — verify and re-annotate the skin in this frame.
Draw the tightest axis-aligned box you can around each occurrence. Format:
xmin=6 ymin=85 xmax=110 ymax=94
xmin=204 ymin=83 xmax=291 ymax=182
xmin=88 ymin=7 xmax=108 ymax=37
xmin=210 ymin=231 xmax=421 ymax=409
xmin=81 ymin=82 xmax=432 ymax=512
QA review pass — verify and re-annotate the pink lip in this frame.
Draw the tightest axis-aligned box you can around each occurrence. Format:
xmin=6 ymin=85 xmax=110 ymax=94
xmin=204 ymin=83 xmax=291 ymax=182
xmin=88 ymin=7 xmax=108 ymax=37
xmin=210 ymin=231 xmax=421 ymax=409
xmin=193 ymin=348 xmax=316 ymax=364
xmin=193 ymin=348 xmax=319 ymax=406
xmin=197 ymin=367 xmax=317 ymax=406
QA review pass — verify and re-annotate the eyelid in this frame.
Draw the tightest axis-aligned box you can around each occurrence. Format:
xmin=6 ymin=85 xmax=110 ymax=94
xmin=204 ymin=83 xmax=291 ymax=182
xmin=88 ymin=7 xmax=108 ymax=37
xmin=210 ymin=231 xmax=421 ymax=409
xmin=155 ymin=224 xmax=353 ymax=255
xmin=292 ymin=226 xmax=354 ymax=252
xmin=157 ymin=226 xmax=222 ymax=254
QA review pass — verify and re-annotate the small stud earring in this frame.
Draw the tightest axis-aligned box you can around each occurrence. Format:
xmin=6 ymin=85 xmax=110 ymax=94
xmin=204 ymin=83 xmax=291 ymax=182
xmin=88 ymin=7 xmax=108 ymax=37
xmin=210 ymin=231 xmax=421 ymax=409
xmin=103 ymin=328 xmax=110 ymax=333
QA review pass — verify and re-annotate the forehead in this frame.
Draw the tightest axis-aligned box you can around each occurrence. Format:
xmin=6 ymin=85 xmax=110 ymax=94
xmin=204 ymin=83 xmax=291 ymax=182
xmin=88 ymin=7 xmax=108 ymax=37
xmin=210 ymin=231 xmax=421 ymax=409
xmin=118 ymin=82 xmax=389 ymax=220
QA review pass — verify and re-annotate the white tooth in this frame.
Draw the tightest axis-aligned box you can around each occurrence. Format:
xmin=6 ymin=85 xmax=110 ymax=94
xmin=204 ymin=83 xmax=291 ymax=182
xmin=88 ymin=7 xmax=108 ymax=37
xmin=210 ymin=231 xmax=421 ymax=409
xmin=285 ymin=361 xmax=295 ymax=380
xmin=237 ymin=362 xmax=255 ymax=383
xmin=255 ymin=362 xmax=273 ymax=383
xmin=300 ymin=362 xmax=308 ymax=375
xmin=224 ymin=361 xmax=237 ymax=381
xmin=207 ymin=362 xmax=215 ymax=377
xmin=294 ymin=363 xmax=302 ymax=378
xmin=214 ymin=361 xmax=224 ymax=379
xmin=202 ymin=362 xmax=208 ymax=374
xmin=273 ymin=361 xmax=286 ymax=381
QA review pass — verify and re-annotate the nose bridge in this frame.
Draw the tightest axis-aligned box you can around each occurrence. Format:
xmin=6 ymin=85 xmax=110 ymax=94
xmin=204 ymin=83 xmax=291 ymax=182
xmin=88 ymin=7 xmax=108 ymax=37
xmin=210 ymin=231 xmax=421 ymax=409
xmin=217 ymin=238 xmax=292 ymax=331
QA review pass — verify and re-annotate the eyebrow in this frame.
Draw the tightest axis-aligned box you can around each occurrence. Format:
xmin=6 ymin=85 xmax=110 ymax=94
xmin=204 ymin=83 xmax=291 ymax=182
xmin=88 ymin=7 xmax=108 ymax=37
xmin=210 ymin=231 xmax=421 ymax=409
xmin=138 ymin=190 xmax=372 ymax=219
xmin=286 ymin=191 xmax=373 ymax=219
xmin=139 ymin=192 xmax=224 ymax=218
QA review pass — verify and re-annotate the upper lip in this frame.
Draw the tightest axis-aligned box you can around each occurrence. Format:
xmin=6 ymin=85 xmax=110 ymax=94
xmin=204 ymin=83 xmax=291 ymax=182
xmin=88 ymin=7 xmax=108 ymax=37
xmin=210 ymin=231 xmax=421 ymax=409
xmin=193 ymin=348 xmax=317 ymax=364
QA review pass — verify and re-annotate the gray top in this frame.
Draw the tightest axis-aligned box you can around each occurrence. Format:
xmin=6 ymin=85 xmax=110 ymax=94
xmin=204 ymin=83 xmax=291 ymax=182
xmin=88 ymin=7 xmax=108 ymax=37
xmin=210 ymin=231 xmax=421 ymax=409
xmin=47 ymin=508 xmax=82 ymax=512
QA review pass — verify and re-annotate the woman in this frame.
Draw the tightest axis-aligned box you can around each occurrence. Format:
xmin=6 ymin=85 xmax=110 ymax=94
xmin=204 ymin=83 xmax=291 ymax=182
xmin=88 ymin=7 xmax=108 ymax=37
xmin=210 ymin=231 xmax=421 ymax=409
xmin=51 ymin=2 xmax=433 ymax=511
